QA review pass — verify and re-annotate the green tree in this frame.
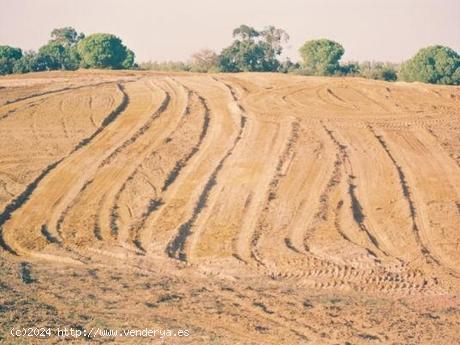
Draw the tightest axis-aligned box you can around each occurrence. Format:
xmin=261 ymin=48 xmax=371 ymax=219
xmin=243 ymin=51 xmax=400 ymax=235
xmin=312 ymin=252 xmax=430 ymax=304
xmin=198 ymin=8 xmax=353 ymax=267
xmin=121 ymin=49 xmax=135 ymax=69
xmin=400 ymin=45 xmax=460 ymax=85
xmin=299 ymin=39 xmax=345 ymax=75
xmin=37 ymin=41 xmax=79 ymax=70
xmin=218 ymin=25 xmax=289 ymax=72
xmin=77 ymin=33 xmax=132 ymax=69
xmin=0 ymin=45 xmax=23 ymax=74
xmin=12 ymin=51 xmax=53 ymax=73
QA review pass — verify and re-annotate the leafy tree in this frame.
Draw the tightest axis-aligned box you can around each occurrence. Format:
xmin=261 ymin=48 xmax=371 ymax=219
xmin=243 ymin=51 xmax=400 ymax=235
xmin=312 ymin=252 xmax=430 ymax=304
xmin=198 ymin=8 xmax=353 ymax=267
xmin=121 ymin=49 xmax=135 ymax=69
xmin=77 ymin=33 xmax=132 ymax=69
xmin=12 ymin=51 xmax=36 ymax=73
xmin=50 ymin=27 xmax=84 ymax=46
xmin=0 ymin=45 xmax=23 ymax=74
xmin=190 ymin=49 xmax=219 ymax=72
xmin=218 ymin=25 xmax=289 ymax=72
xmin=400 ymin=45 xmax=460 ymax=85
xmin=12 ymin=51 xmax=53 ymax=73
xmin=37 ymin=41 xmax=79 ymax=70
xmin=299 ymin=39 xmax=344 ymax=75
xmin=260 ymin=26 xmax=289 ymax=59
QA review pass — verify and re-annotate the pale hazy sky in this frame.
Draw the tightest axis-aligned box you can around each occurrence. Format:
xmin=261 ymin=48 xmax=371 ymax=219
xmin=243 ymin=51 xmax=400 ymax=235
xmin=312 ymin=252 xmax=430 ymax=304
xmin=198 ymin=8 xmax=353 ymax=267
xmin=1 ymin=0 xmax=459 ymax=63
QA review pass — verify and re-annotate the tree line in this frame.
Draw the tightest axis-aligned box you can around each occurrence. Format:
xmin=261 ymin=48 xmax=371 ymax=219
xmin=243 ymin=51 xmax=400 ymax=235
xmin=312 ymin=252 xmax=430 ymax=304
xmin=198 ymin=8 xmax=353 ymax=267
xmin=0 ymin=27 xmax=134 ymax=75
xmin=1 ymin=25 xmax=459 ymax=85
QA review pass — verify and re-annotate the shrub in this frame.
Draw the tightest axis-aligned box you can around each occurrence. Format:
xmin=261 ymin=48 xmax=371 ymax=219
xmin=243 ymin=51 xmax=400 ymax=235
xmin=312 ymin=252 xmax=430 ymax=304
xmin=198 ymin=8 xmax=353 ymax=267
xmin=139 ymin=61 xmax=191 ymax=72
xmin=400 ymin=45 xmax=459 ymax=85
xmin=189 ymin=49 xmax=219 ymax=72
xmin=0 ymin=45 xmax=23 ymax=75
xmin=358 ymin=61 xmax=398 ymax=81
xmin=299 ymin=39 xmax=344 ymax=76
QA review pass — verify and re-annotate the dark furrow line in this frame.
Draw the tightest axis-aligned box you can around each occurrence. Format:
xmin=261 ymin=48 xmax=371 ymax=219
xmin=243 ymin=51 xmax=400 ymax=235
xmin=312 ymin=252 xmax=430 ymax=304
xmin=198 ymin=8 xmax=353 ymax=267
xmin=99 ymin=88 xmax=170 ymax=167
xmin=91 ymin=85 xmax=171 ymax=240
xmin=368 ymin=125 xmax=441 ymax=266
xmin=130 ymin=89 xmax=211 ymax=250
xmin=166 ymin=79 xmax=247 ymax=261
xmin=47 ymin=83 xmax=130 ymax=242
xmin=322 ymin=124 xmax=389 ymax=257
xmin=55 ymin=83 xmax=170 ymax=245
xmin=1 ymin=80 xmax=124 ymax=107
xmin=166 ymin=116 xmax=247 ymax=261
xmin=107 ymin=80 xmax=192 ymax=242
xmin=249 ymin=121 xmax=299 ymax=265
xmin=72 ymin=83 xmax=129 ymax=153
xmin=161 ymin=94 xmax=210 ymax=192
xmin=0 ymin=82 xmax=130 ymax=254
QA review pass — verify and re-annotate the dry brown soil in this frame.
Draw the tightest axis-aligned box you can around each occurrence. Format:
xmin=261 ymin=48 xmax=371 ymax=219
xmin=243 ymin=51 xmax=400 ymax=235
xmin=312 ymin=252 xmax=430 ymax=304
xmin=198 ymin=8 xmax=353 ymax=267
xmin=0 ymin=70 xmax=459 ymax=344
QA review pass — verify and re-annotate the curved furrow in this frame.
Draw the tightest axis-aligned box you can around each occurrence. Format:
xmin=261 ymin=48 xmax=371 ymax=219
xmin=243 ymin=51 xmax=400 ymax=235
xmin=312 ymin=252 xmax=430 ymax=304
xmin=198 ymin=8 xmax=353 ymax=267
xmin=108 ymin=79 xmax=197 ymax=248
xmin=319 ymin=124 xmax=389 ymax=258
xmin=93 ymin=80 xmax=181 ymax=244
xmin=185 ymin=79 xmax=291 ymax=265
xmin=55 ymin=79 xmax=173 ymax=249
xmin=166 ymin=79 xmax=246 ymax=261
xmin=165 ymin=138 xmax=241 ymax=261
xmin=0 ymin=80 xmax=160 ymax=257
xmin=133 ymin=76 xmax=237 ymax=257
xmin=125 ymin=88 xmax=210 ymax=251
xmin=340 ymin=126 xmax=421 ymax=263
xmin=0 ymin=82 xmax=129 ymax=255
xmin=370 ymin=126 xmax=460 ymax=277
xmin=0 ymin=80 xmax=124 ymax=107
xmin=0 ymin=81 xmax=127 ymax=124
xmin=248 ymin=121 xmax=300 ymax=266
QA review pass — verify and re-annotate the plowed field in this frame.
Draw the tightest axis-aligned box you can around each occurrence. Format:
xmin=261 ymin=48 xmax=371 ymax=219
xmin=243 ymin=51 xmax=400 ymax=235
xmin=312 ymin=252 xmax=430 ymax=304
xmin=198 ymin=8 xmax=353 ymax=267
xmin=0 ymin=71 xmax=459 ymax=344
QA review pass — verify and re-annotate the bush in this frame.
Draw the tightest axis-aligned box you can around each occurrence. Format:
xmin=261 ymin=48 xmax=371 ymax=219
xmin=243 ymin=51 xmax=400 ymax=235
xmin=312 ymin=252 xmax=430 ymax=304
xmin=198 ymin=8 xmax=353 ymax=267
xmin=38 ymin=42 xmax=80 ymax=70
xmin=299 ymin=39 xmax=344 ymax=76
xmin=189 ymin=49 xmax=219 ymax=72
xmin=0 ymin=45 xmax=23 ymax=75
xmin=77 ymin=33 xmax=133 ymax=69
xmin=358 ymin=61 xmax=398 ymax=81
xmin=400 ymin=45 xmax=460 ymax=85
xmin=278 ymin=58 xmax=301 ymax=73
xmin=139 ymin=61 xmax=191 ymax=72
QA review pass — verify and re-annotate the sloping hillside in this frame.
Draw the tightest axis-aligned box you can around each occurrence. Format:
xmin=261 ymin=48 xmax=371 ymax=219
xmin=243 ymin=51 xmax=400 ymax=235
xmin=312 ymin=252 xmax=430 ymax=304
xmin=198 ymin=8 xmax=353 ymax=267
xmin=0 ymin=71 xmax=459 ymax=344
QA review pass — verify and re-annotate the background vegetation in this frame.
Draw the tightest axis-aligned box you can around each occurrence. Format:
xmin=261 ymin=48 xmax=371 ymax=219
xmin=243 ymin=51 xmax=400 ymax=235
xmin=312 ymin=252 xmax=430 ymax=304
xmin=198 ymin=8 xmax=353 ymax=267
xmin=1 ymin=27 xmax=135 ymax=74
xmin=1 ymin=25 xmax=459 ymax=85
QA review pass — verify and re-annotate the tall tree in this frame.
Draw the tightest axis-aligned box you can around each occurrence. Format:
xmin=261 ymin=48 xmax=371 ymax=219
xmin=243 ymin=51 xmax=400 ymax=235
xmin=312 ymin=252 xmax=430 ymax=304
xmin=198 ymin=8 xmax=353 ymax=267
xmin=218 ymin=25 xmax=289 ymax=72
xmin=77 ymin=33 xmax=133 ymax=69
xmin=299 ymin=39 xmax=345 ymax=75
xmin=400 ymin=45 xmax=460 ymax=85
